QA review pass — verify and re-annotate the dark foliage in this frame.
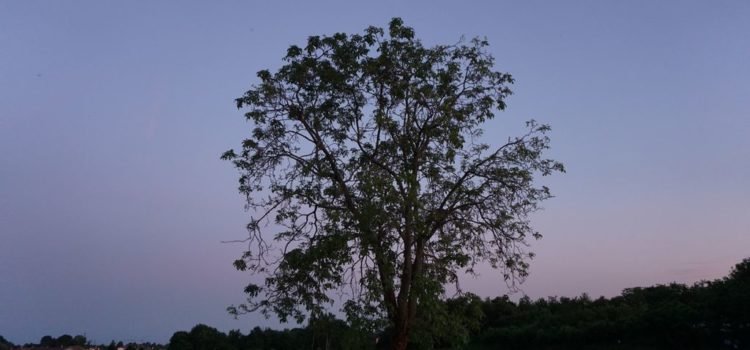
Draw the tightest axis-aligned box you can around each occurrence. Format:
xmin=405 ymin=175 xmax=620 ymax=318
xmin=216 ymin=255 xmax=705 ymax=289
xmin=5 ymin=260 xmax=745 ymax=350
xmin=225 ymin=17 xmax=562 ymax=350
xmin=11 ymin=336 xmax=161 ymax=350
xmin=167 ymin=318 xmax=374 ymax=350
xmin=166 ymin=258 xmax=748 ymax=349
xmin=467 ymin=258 xmax=750 ymax=350
xmin=30 ymin=334 xmax=88 ymax=348
xmin=0 ymin=336 xmax=14 ymax=350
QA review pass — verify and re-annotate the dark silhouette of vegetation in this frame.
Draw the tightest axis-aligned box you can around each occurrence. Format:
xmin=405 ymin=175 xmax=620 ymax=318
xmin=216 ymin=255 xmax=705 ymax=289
xmin=162 ymin=258 xmax=749 ymax=349
xmin=6 ymin=335 xmax=161 ymax=350
xmin=33 ymin=335 xmax=87 ymax=348
xmin=223 ymin=17 xmax=563 ymax=350
xmin=465 ymin=267 xmax=748 ymax=349
xmin=167 ymin=320 xmax=373 ymax=350
xmin=456 ymin=258 xmax=750 ymax=349
xmin=0 ymin=336 xmax=14 ymax=350
xmin=5 ymin=259 xmax=746 ymax=349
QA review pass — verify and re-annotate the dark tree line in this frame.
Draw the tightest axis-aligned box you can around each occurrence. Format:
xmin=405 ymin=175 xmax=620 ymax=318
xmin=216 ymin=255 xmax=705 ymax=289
xmin=465 ymin=257 xmax=749 ymax=349
xmin=165 ymin=258 xmax=748 ymax=349
xmin=3 ymin=335 xmax=162 ymax=350
xmin=6 ymin=258 xmax=745 ymax=350
xmin=167 ymin=319 xmax=374 ymax=350
xmin=10 ymin=335 xmax=90 ymax=348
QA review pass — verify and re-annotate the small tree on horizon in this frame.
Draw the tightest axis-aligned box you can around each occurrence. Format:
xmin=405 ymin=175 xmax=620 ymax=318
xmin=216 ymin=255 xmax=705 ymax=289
xmin=223 ymin=18 xmax=563 ymax=350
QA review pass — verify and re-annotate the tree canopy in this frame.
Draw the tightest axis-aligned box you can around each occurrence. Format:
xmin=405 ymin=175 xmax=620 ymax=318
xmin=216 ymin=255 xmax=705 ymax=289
xmin=223 ymin=18 xmax=563 ymax=349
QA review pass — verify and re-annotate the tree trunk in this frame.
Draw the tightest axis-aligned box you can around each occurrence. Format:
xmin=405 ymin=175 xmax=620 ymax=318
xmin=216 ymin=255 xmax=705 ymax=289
xmin=391 ymin=329 xmax=409 ymax=350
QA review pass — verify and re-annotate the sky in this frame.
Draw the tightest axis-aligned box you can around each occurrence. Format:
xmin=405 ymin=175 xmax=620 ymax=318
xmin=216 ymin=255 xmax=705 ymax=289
xmin=1 ymin=0 xmax=749 ymax=345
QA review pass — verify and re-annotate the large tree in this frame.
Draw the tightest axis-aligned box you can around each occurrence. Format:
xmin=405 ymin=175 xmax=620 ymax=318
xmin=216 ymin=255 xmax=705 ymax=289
xmin=223 ymin=18 xmax=563 ymax=350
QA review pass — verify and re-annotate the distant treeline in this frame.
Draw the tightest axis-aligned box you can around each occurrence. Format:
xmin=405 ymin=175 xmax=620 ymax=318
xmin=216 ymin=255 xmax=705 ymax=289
xmin=465 ymin=257 xmax=749 ymax=349
xmin=2 ymin=334 xmax=163 ymax=350
xmin=164 ymin=258 xmax=748 ymax=350
xmin=4 ymin=258 xmax=747 ymax=350
xmin=0 ymin=334 xmax=89 ymax=349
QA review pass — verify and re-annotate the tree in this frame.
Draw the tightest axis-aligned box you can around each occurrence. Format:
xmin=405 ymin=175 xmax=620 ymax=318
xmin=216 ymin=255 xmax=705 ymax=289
xmin=224 ymin=18 xmax=563 ymax=350
xmin=167 ymin=332 xmax=193 ymax=350
xmin=40 ymin=336 xmax=55 ymax=347
xmin=0 ymin=335 xmax=14 ymax=350
xmin=72 ymin=335 xmax=87 ymax=347
xmin=56 ymin=335 xmax=73 ymax=347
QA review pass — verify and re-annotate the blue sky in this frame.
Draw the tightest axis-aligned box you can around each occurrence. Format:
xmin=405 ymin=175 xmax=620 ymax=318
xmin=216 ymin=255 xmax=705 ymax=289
xmin=1 ymin=0 xmax=748 ymax=344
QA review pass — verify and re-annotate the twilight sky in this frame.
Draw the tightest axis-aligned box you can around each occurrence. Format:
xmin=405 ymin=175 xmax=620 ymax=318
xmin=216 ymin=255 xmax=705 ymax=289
xmin=1 ymin=0 xmax=748 ymax=345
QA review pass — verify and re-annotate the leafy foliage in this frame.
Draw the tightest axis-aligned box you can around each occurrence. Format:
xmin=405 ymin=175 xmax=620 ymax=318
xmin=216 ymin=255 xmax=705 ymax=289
xmin=0 ymin=336 xmax=14 ymax=350
xmin=35 ymin=334 xmax=87 ymax=348
xmin=167 ymin=258 xmax=750 ymax=349
xmin=224 ymin=18 xmax=563 ymax=346
xmin=468 ymin=258 xmax=750 ymax=349
xmin=168 ymin=321 xmax=373 ymax=350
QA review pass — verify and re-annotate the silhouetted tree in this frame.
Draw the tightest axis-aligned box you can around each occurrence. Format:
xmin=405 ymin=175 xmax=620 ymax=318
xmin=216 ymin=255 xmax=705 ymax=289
xmin=40 ymin=336 xmax=55 ymax=347
xmin=0 ymin=336 xmax=14 ymax=350
xmin=167 ymin=332 xmax=193 ymax=350
xmin=56 ymin=335 xmax=74 ymax=348
xmin=72 ymin=335 xmax=87 ymax=347
xmin=224 ymin=17 xmax=562 ymax=350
